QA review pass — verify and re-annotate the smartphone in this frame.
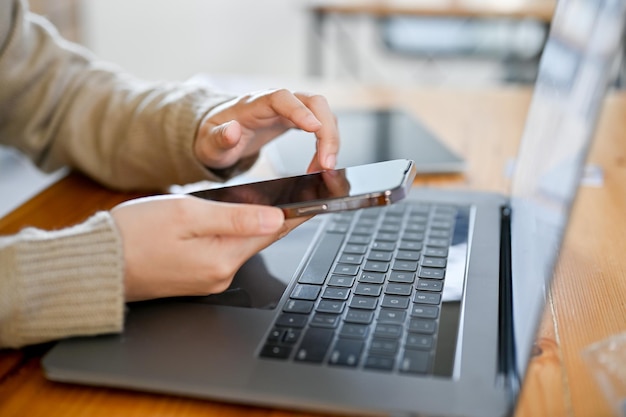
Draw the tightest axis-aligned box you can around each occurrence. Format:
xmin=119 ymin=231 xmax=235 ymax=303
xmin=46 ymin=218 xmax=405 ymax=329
xmin=190 ymin=159 xmax=416 ymax=218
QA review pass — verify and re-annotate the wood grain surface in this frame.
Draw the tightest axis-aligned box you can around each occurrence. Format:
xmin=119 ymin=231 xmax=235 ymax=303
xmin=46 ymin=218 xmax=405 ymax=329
xmin=1 ymin=85 xmax=624 ymax=417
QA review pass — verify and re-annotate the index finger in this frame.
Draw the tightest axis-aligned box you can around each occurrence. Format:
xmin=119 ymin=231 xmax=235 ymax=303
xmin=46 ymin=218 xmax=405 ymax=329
xmin=295 ymin=92 xmax=340 ymax=172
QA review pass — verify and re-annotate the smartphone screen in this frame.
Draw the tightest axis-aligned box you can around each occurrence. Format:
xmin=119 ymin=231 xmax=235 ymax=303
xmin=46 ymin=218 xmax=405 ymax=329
xmin=190 ymin=159 xmax=416 ymax=217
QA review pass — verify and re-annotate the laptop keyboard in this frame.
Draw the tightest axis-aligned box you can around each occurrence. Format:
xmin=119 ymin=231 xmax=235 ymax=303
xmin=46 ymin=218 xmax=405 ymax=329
xmin=259 ymin=200 xmax=470 ymax=377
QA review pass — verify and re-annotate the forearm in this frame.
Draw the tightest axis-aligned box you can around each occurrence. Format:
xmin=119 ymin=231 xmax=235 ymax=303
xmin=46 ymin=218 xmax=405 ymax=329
xmin=0 ymin=0 xmax=249 ymax=191
xmin=0 ymin=212 xmax=125 ymax=348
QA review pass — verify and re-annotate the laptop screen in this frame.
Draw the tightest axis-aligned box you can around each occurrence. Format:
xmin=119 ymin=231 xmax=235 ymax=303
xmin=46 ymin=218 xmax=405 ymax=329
xmin=509 ymin=0 xmax=625 ymax=379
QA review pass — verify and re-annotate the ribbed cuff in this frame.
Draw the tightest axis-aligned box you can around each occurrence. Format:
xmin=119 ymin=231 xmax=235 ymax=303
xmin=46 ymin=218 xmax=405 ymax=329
xmin=167 ymin=81 xmax=236 ymax=184
xmin=167 ymin=82 xmax=261 ymax=184
xmin=0 ymin=212 xmax=125 ymax=348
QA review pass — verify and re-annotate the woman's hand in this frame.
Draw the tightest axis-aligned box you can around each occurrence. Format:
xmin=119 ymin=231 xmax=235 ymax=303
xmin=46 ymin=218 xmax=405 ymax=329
xmin=194 ymin=89 xmax=339 ymax=174
xmin=111 ymin=195 xmax=306 ymax=301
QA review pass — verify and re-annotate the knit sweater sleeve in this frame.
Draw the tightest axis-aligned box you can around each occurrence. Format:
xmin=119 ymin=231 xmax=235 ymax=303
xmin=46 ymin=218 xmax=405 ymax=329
xmin=0 ymin=0 xmax=255 ymax=191
xmin=0 ymin=212 xmax=125 ymax=349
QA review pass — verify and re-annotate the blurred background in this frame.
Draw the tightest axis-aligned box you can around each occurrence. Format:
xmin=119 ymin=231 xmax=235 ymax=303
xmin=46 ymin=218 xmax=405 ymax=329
xmin=1 ymin=0 xmax=555 ymax=217
xmin=39 ymin=0 xmax=549 ymax=84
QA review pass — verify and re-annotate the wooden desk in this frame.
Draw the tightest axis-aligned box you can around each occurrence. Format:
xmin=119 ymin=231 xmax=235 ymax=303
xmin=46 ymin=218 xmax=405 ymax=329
xmin=1 ymin=85 xmax=625 ymax=417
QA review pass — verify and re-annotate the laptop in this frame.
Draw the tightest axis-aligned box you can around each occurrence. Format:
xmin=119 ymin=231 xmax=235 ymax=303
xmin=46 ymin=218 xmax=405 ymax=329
xmin=42 ymin=1 xmax=626 ymax=416
xmin=267 ymin=107 xmax=466 ymax=176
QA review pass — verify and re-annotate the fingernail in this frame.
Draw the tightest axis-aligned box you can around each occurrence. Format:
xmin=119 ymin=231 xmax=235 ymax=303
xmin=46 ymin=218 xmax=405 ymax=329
xmin=324 ymin=154 xmax=336 ymax=169
xmin=259 ymin=208 xmax=284 ymax=232
xmin=306 ymin=114 xmax=322 ymax=128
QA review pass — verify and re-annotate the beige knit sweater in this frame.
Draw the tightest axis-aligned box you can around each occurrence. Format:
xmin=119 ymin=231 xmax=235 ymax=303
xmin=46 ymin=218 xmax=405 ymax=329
xmin=0 ymin=0 xmax=252 ymax=348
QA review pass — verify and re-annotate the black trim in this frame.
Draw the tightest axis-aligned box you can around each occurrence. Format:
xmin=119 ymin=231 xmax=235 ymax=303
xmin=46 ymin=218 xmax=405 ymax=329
xmin=498 ymin=206 xmax=520 ymax=394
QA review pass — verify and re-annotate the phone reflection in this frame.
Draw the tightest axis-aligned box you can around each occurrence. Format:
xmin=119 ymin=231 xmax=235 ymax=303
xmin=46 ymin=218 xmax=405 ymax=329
xmin=192 ymin=169 xmax=351 ymax=207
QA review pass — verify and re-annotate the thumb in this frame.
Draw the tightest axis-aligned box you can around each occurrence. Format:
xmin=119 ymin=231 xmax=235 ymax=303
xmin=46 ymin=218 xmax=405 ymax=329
xmin=189 ymin=198 xmax=286 ymax=237
xmin=196 ymin=120 xmax=243 ymax=168
xmin=209 ymin=120 xmax=241 ymax=151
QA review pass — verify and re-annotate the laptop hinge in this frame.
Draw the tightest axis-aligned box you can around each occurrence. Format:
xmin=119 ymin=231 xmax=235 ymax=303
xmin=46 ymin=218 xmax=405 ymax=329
xmin=498 ymin=205 xmax=520 ymax=395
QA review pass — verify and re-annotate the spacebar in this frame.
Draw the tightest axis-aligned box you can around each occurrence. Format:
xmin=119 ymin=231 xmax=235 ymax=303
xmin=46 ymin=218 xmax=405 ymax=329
xmin=297 ymin=232 xmax=345 ymax=285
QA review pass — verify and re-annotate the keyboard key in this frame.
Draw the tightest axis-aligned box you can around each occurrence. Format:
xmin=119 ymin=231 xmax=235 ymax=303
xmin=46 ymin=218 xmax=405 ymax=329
xmin=356 ymin=217 xmax=377 ymax=227
xmin=399 ymin=240 xmax=423 ymax=251
xmin=310 ymin=313 xmax=341 ymax=329
xmin=405 ymin=223 xmax=426 ymax=232
xmin=424 ymin=247 xmax=449 ymax=258
xmin=431 ymin=220 xmax=453 ymax=229
xmin=400 ymin=350 xmax=431 ymax=374
xmin=295 ymin=328 xmax=334 ymax=363
xmin=344 ymin=309 xmax=375 ymax=324
xmin=418 ymin=268 xmax=445 ymax=280
xmin=316 ymin=300 xmax=346 ymax=314
xmin=402 ymin=232 xmax=425 ymax=242
xmin=298 ymin=232 xmax=344 ymax=285
xmin=413 ymin=291 xmax=442 ymax=305
xmin=352 ymin=226 xmax=373 ymax=235
xmin=334 ymin=213 xmax=356 ymax=222
xmin=386 ymin=204 xmax=406 ymax=215
xmin=347 ymin=235 xmax=371 ymax=245
xmin=276 ymin=313 xmax=308 ymax=328
xmin=349 ymin=296 xmax=378 ymax=310
xmin=354 ymin=283 xmax=383 ymax=297
xmin=283 ymin=299 xmax=314 ymax=314
xmin=283 ymin=328 xmax=301 ymax=344
xmin=416 ymin=279 xmax=443 ymax=292
xmin=381 ymin=295 xmax=410 ymax=309
xmin=367 ymin=251 xmax=393 ymax=262
xmin=434 ymin=206 xmax=457 ymax=216
xmin=322 ymin=287 xmax=350 ymax=300
xmin=408 ymin=319 xmax=437 ymax=334
xmin=364 ymin=355 xmax=395 ymax=371
xmin=426 ymin=238 xmax=449 ymax=247
xmin=384 ymin=283 xmax=413 ymax=296
xmin=421 ymin=257 xmax=447 ymax=268
xmin=333 ymin=264 xmax=360 ymax=276
xmin=396 ymin=250 xmax=421 ymax=261
xmin=290 ymin=284 xmax=321 ymax=301
xmin=369 ymin=338 xmax=399 ymax=356
xmin=388 ymin=271 xmax=415 ymax=284
xmin=376 ymin=232 xmax=399 ymax=242
xmin=329 ymin=339 xmax=364 ymax=367
xmin=429 ymin=229 xmax=451 ymax=239
xmin=371 ymin=241 xmax=395 ymax=251
xmin=266 ymin=327 xmax=285 ymax=342
xmin=379 ymin=223 xmax=401 ymax=233
xmin=405 ymin=334 xmax=434 ymax=350
xmin=410 ymin=205 xmax=431 ymax=215
xmin=377 ymin=309 xmax=406 ymax=324
xmin=373 ymin=323 xmax=403 ymax=339
xmin=340 ymin=323 xmax=370 ymax=339
xmin=344 ymin=244 xmax=368 ymax=254
xmin=411 ymin=305 xmax=440 ymax=319
xmin=392 ymin=260 xmax=418 ymax=272
xmin=260 ymin=344 xmax=292 ymax=359
xmin=360 ymin=208 xmax=382 ymax=218
xmin=327 ymin=275 xmax=355 ymax=287
xmin=359 ymin=272 xmax=386 ymax=284
xmin=363 ymin=261 xmax=390 ymax=273
xmin=339 ymin=254 xmax=364 ymax=265
xmin=382 ymin=221 xmax=402 ymax=229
